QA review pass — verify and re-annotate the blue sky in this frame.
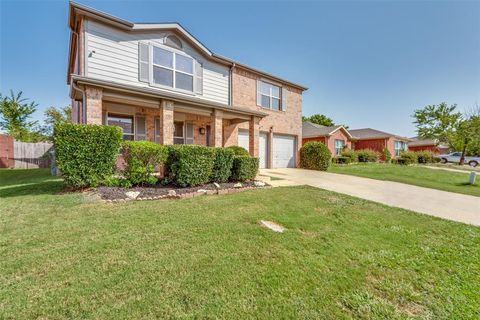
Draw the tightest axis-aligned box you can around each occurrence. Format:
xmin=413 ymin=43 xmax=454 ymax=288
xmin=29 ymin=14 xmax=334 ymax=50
xmin=1 ymin=0 xmax=479 ymax=137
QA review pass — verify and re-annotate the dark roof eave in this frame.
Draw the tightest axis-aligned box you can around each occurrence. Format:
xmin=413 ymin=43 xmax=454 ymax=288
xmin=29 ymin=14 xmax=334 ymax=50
xmin=71 ymin=75 xmax=268 ymax=118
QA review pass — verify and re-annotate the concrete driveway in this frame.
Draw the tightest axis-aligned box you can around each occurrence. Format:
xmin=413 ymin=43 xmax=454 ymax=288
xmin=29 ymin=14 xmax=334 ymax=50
xmin=260 ymin=168 xmax=480 ymax=226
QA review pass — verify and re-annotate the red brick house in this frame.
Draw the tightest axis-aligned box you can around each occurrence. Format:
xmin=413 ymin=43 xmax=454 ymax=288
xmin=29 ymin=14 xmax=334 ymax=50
xmin=67 ymin=2 xmax=307 ymax=168
xmin=349 ymin=128 xmax=410 ymax=158
xmin=408 ymin=137 xmax=449 ymax=154
xmin=302 ymin=122 xmax=353 ymax=156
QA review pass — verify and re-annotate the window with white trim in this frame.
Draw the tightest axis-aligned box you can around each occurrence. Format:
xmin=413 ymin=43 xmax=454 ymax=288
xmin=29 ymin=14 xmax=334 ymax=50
xmin=259 ymin=81 xmax=281 ymax=110
xmin=152 ymin=46 xmax=194 ymax=92
xmin=107 ymin=114 xmax=134 ymax=141
xmin=335 ymin=139 xmax=345 ymax=155
xmin=394 ymin=141 xmax=407 ymax=157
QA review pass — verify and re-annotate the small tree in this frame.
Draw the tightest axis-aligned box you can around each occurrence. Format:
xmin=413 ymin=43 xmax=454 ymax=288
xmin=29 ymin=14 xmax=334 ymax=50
xmin=0 ymin=90 xmax=45 ymax=141
xmin=42 ymin=106 xmax=72 ymax=138
xmin=413 ymin=102 xmax=478 ymax=165
xmin=383 ymin=147 xmax=392 ymax=163
xmin=303 ymin=113 xmax=349 ymax=129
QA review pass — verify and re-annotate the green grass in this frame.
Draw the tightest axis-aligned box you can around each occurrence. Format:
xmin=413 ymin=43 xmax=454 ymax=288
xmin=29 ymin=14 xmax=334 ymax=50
xmin=1 ymin=169 xmax=479 ymax=319
xmin=329 ymin=163 xmax=480 ymax=197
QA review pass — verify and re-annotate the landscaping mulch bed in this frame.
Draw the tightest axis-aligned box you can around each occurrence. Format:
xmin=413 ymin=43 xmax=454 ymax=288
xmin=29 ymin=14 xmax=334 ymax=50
xmin=97 ymin=181 xmax=268 ymax=202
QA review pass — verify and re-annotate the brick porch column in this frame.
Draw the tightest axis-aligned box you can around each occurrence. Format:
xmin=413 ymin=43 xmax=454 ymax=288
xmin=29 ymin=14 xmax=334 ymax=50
xmin=267 ymin=130 xmax=274 ymax=168
xmin=249 ymin=116 xmax=259 ymax=157
xmin=85 ymin=86 xmax=103 ymax=124
xmin=212 ymin=109 xmax=223 ymax=147
xmin=161 ymin=100 xmax=174 ymax=145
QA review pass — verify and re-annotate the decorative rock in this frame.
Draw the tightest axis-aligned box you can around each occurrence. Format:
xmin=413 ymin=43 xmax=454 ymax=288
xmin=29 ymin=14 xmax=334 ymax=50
xmin=213 ymin=182 xmax=221 ymax=189
xmin=125 ymin=191 xmax=140 ymax=199
xmin=168 ymin=190 xmax=177 ymax=197
xmin=197 ymin=189 xmax=208 ymax=194
xmin=254 ymin=181 xmax=266 ymax=187
xmin=259 ymin=220 xmax=286 ymax=233
xmin=234 ymin=183 xmax=242 ymax=188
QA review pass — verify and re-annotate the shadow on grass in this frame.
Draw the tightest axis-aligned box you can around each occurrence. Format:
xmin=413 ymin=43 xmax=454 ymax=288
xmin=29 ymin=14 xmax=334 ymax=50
xmin=0 ymin=181 xmax=64 ymax=198
xmin=455 ymin=182 xmax=479 ymax=187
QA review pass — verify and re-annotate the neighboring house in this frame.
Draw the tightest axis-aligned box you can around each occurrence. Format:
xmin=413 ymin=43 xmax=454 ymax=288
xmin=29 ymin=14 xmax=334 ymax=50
xmin=408 ymin=137 xmax=449 ymax=154
xmin=302 ymin=122 xmax=353 ymax=156
xmin=349 ymin=128 xmax=410 ymax=158
xmin=67 ymin=2 xmax=307 ymax=168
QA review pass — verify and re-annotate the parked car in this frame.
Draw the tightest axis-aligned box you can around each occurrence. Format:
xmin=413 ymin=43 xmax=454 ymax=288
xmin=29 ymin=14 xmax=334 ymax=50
xmin=439 ymin=152 xmax=480 ymax=167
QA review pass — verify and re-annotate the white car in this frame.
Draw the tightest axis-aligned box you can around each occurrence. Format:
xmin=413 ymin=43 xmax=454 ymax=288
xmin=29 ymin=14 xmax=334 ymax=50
xmin=439 ymin=152 xmax=479 ymax=167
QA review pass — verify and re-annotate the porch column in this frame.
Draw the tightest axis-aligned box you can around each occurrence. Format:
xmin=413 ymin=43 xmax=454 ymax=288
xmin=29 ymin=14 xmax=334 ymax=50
xmin=161 ymin=100 xmax=174 ymax=145
xmin=85 ymin=86 xmax=102 ymax=124
xmin=212 ymin=109 xmax=223 ymax=147
xmin=249 ymin=116 xmax=259 ymax=157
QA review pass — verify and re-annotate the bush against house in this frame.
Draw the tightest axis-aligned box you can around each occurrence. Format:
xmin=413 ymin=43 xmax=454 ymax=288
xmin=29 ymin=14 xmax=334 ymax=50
xmin=166 ymin=145 xmax=216 ymax=187
xmin=211 ymin=147 xmax=235 ymax=183
xmin=54 ymin=123 xmax=122 ymax=188
xmin=341 ymin=148 xmax=358 ymax=163
xmin=230 ymin=156 xmax=259 ymax=181
xmin=226 ymin=145 xmax=250 ymax=157
xmin=300 ymin=141 xmax=332 ymax=171
xmin=383 ymin=147 xmax=392 ymax=163
xmin=356 ymin=149 xmax=378 ymax=163
xmin=121 ymin=141 xmax=168 ymax=185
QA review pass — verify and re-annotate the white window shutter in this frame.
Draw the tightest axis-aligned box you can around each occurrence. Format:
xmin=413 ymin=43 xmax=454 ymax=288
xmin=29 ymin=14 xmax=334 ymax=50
xmin=194 ymin=60 xmax=203 ymax=95
xmin=256 ymin=80 xmax=262 ymax=106
xmin=138 ymin=43 xmax=149 ymax=83
xmin=282 ymin=87 xmax=288 ymax=111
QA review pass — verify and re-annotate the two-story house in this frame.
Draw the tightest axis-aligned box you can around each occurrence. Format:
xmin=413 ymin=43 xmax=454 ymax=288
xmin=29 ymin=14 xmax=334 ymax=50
xmin=67 ymin=2 xmax=307 ymax=168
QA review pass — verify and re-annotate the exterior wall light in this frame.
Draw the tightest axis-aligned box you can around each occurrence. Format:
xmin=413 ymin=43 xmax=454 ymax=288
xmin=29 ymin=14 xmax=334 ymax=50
xmin=199 ymin=127 xmax=206 ymax=135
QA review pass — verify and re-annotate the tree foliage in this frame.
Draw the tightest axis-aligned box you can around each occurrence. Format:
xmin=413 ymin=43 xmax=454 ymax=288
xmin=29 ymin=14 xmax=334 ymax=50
xmin=413 ymin=103 xmax=480 ymax=164
xmin=42 ymin=105 xmax=72 ymax=137
xmin=0 ymin=90 xmax=45 ymax=141
xmin=303 ymin=113 xmax=349 ymax=129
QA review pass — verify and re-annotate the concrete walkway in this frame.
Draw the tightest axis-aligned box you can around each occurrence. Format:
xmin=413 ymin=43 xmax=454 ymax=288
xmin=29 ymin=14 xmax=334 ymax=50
xmin=260 ymin=168 xmax=480 ymax=226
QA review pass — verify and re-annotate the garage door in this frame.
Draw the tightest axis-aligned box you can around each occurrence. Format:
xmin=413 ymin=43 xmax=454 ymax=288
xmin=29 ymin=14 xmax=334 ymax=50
xmin=273 ymin=134 xmax=296 ymax=168
xmin=238 ymin=129 xmax=249 ymax=152
xmin=259 ymin=133 xmax=268 ymax=169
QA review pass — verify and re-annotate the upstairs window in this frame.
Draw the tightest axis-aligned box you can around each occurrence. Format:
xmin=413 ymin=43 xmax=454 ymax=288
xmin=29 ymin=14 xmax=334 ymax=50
xmin=259 ymin=81 xmax=281 ymax=110
xmin=152 ymin=46 xmax=194 ymax=92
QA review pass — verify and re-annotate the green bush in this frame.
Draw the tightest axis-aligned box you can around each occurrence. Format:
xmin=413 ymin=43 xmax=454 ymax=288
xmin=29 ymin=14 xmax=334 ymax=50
xmin=121 ymin=141 xmax=168 ymax=185
xmin=341 ymin=148 xmax=358 ymax=163
xmin=166 ymin=145 xmax=215 ymax=187
xmin=416 ymin=150 xmax=435 ymax=164
xmin=211 ymin=148 xmax=235 ymax=183
xmin=400 ymin=151 xmax=418 ymax=164
xmin=336 ymin=156 xmax=351 ymax=164
xmin=383 ymin=147 xmax=392 ymax=163
xmin=54 ymin=124 xmax=122 ymax=188
xmin=226 ymin=145 xmax=250 ymax=156
xmin=300 ymin=141 xmax=332 ymax=171
xmin=433 ymin=156 xmax=442 ymax=163
xmin=230 ymin=156 xmax=259 ymax=181
xmin=103 ymin=175 xmax=133 ymax=188
xmin=356 ymin=149 xmax=379 ymax=163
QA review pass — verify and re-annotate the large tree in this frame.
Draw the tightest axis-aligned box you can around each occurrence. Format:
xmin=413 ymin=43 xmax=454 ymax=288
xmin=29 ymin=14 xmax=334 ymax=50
xmin=413 ymin=103 xmax=479 ymax=164
xmin=0 ymin=90 xmax=45 ymax=142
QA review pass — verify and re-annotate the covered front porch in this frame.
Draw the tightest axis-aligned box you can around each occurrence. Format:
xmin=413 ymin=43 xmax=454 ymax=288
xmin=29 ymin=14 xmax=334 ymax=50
xmin=72 ymin=81 xmax=266 ymax=157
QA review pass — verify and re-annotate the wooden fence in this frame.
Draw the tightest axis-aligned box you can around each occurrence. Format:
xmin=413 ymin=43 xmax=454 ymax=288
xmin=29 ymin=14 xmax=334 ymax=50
xmin=0 ymin=134 xmax=53 ymax=169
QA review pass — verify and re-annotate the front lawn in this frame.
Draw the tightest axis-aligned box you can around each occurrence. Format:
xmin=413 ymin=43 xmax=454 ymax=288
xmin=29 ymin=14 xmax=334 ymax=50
xmin=329 ymin=163 xmax=480 ymax=197
xmin=1 ymin=169 xmax=479 ymax=319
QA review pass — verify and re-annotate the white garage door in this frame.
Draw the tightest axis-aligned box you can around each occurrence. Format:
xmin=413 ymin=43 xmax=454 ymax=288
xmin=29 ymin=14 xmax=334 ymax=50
xmin=259 ymin=133 xmax=268 ymax=169
xmin=273 ymin=134 xmax=296 ymax=168
xmin=238 ymin=129 xmax=249 ymax=152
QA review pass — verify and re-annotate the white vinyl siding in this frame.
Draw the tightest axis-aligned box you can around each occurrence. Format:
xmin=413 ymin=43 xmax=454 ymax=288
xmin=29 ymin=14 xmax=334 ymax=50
xmin=85 ymin=20 xmax=229 ymax=104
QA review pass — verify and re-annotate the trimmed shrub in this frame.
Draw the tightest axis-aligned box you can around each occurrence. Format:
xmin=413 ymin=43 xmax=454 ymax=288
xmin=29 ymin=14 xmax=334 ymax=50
xmin=226 ymin=145 xmax=250 ymax=156
xmin=336 ymin=156 xmax=351 ymax=164
xmin=416 ymin=150 xmax=435 ymax=164
xmin=300 ymin=141 xmax=332 ymax=171
xmin=121 ymin=141 xmax=168 ymax=185
xmin=54 ymin=123 xmax=122 ymax=188
xmin=230 ymin=156 xmax=259 ymax=181
xmin=341 ymin=148 xmax=358 ymax=163
xmin=433 ymin=156 xmax=442 ymax=163
xmin=166 ymin=145 xmax=215 ymax=187
xmin=399 ymin=151 xmax=418 ymax=165
xmin=356 ymin=149 xmax=379 ymax=163
xmin=383 ymin=147 xmax=392 ymax=163
xmin=211 ymin=148 xmax=235 ymax=183
xmin=103 ymin=175 xmax=133 ymax=188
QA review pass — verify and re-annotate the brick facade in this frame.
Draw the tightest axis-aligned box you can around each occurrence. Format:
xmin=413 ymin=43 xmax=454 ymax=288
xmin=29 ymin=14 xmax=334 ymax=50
xmin=302 ymin=129 xmax=352 ymax=156
xmin=85 ymin=86 xmax=103 ymax=124
xmin=0 ymin=134 xmax=14 ymax=168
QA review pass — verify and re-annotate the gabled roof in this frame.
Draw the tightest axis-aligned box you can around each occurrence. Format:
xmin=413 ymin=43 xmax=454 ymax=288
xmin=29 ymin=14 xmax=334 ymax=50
xmin=349 ymin=128 xmax=410 ymax=141
xmin=68 ymin=1 xmax=308 ymax=90
xmin=302 ymin=122 xmax=352 ymax=139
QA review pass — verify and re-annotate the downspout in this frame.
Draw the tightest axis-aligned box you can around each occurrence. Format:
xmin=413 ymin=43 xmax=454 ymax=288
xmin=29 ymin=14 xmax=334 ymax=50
xmin=229 ymin=63 xmax=236 ymax=106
